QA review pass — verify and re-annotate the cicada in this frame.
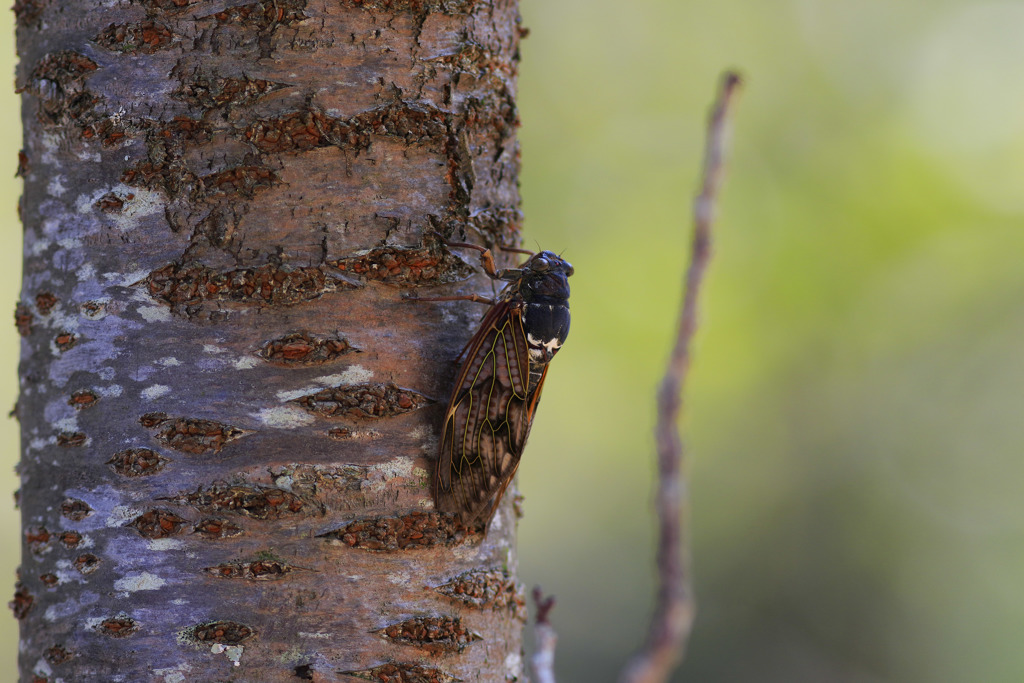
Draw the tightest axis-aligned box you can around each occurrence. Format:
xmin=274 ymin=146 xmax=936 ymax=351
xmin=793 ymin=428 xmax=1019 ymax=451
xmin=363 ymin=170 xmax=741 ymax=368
xmin=423 ymin=243 xmax=573 ymax=525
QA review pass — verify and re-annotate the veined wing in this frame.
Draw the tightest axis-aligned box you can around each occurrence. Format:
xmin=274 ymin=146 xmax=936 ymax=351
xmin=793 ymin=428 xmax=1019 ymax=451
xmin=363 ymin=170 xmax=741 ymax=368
xmin=434 ymin=301 xmax=534 ymax=523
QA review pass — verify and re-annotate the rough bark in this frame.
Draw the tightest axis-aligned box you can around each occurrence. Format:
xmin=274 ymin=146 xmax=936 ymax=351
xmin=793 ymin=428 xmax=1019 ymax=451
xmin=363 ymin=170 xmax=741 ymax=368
xmin=13 ymin=1 xmax=525 ymax=681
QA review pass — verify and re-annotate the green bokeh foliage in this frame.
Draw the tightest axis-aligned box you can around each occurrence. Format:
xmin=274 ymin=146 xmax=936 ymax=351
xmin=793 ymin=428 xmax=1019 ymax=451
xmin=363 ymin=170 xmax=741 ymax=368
xmin=516 ymin=1 xmax=1024 ymax=681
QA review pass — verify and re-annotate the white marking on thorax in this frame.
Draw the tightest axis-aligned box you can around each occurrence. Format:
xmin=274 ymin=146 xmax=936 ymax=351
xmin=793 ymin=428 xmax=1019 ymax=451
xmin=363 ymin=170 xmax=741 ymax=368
xmin=527 ymin=332 xmax=562 ymax=361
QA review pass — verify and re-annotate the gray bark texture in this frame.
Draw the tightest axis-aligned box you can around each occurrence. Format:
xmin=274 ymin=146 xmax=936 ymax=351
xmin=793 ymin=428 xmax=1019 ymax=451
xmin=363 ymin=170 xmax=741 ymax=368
xmin=12 ymin=1 xmax=526 ymax=681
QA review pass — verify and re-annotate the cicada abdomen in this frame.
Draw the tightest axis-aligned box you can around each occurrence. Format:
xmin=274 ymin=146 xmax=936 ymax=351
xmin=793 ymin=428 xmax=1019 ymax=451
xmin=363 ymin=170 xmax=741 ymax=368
xmin=433 ymin=249 xmax=573 ymax=524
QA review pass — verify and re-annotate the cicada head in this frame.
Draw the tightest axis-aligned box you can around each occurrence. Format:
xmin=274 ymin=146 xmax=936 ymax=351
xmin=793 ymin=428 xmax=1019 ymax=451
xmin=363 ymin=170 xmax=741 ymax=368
xmin=510 ymin=251 xmax=573 ymax=301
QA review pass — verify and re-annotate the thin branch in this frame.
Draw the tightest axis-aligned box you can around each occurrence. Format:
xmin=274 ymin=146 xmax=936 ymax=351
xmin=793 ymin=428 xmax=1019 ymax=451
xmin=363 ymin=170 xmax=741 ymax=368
xmin=530 ymin=587 xmax=558 ymax=683
xmin=618 ymin=70 xmax=743 ymax=683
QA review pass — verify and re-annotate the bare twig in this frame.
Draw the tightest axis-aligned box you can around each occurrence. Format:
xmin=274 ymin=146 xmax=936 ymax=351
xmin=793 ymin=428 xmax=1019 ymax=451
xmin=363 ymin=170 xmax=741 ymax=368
xmin=531 ymin=587 xmax=558 ymax=683
xmin=618 ymin=71 xmax=743 ymax=683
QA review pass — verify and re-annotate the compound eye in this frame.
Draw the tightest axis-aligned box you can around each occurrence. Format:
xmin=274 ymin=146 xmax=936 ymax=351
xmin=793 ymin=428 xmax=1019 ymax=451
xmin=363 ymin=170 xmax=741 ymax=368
xmin=531 ymin=257 xmax=551 ymax=272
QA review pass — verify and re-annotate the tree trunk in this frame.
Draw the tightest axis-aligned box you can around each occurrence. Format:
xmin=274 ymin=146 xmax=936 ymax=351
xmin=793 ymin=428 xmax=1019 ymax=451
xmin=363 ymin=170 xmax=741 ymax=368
xmin=13 ymin=1 xmax=525 ymax=681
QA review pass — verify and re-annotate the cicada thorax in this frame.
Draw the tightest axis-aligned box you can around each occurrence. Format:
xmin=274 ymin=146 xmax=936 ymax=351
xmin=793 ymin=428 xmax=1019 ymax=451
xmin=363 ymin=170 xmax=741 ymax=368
xmin=434 ymin=248 xmax=573 ymax=525
xmin=504 ymin=250 xmax=572 ymax=360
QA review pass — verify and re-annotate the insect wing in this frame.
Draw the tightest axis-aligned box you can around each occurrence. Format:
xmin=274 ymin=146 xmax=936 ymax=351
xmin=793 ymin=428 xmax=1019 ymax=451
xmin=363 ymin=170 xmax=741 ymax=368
xmin=435 ymin=301 xmax=532 ymax=522
xmin=524 ymin=363 xmax=550 ymax=424
xmin=478 ymin=363 xmax=551 ymax=522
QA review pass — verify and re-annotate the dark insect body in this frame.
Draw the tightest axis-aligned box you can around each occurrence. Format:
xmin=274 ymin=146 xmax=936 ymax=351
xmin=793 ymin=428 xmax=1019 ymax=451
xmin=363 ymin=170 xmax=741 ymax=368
xmin=427 ymin=245 xmax=573 ymax=525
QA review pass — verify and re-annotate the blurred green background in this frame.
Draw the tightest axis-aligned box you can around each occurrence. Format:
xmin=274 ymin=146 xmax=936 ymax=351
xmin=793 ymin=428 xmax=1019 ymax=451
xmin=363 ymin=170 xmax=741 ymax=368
xmin=516 ymin=0 xmax=1024 ymax=681
xmin=4 ymin=1 xmax=1024 ymax=680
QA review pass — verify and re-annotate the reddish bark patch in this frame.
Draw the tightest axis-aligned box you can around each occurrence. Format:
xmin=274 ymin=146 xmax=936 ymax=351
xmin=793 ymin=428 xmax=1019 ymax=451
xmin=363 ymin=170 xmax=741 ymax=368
xmin=130 ymin=509 xmax=187 ymax=538
xmin=94 ymin=192 xmax=124 ymax=212
xmin=377 ymin=615 xmax=481 ymax=655
xmin=204 ymin=558 xmax=297 ymax=580
xmin=190 ymin=620 xmax=255 ymax=645
xmin=193 ymin=518 xmax=244 ymax=539
xmin=16 ymin=149 xmax=29 ymax=177
xmin=321 ymin=512 xmax=481 ymax=551
xmin=293 ymin=382 xmax=431 ymax=419
xmin=201 ymin=165 xmax=279 ymax=198
xmin=139 ymin=412 xmax=169 ymax=428
xmin=35 ymin=291 xmax=57 ymax=315
xmin=81 ymin=117 xmax=132 ymax=147
xmin=340 ymin=0 xmax=480 ymax=13
xmin=269 ymin=463 xmax=368 ymax=495
xmin=9 ymin=583 xmax=34 ymax=620
xmin=158 ymin=116 xmax=213 ymax=144
xmin=24 ymin=51 xmax=100 ymax=124
xmin=99 ymin=616 xmax=139 ymax=637
xmin=338 ymin=662 xmax=459 ymax=683
xmin=58 ymin=531 xmax=82 ymax=548
xmin=94 ymin=192 xmax=134 ymax=213
xmin=333 ymin=245 xmax=473 ymax=288
xmin=95 ymin=21 xmax=175 ymax=54
xmin=81 ymin=300 xmax=106 ymax=318
xmin=243 ymin=110 xmax=332 ymax=154
xmin=54 ymin=331 xmax=78 ymax=352
xmin=41 ymin=92 xmax=100 ymax=127
xmin=13 ymin=0 xmax=45 ymax=28
xmin=435 ymin=568 xmax=526 ymax=617
xmin=15 ymin=302 xmax=33 ymax=337
xmin=244 ymin=102 xmax=449 ymax=155
xmin=56 ymin=431 xmax=87 ymax=447
xmin=139 ymin=0 xmax=196 ymax=9
xmin=43 ymin=645 xmax=72 ymax=665
xmin=465 ymin=90 xmax=519 ymax=141
xmin=25 ymin=526 xmax=51 ymax=554
xmin=139 ymin=413 xmax=245 ymax=454
xmin=171 ymin=485 xmax=307 ymax=520
xmin=61 ymin=499 xmax=93 ymax=521
xmin=73 ymin=554 xmax=100 ymax=574
xmin=175 ymin=76 xmax=282 ymax=110
xmin=29 ymin=51 xmax=97 ymax=84
xmin=39 ymin=573 xmax=59 ymax=587
xmin=68 ymin=390 xmax=99 ymax=410
xmin=105 ymin=117 xmax=209 ymax=161
xmin=258 ymin=332 xmax=357 ymax=365
xmin=208 ymin=0 xmax=309 ymax=29
xmin=146 ymin=262 xmax=352 ymax=309
xmin=107 ymin=448 xmax=170 ymax=477
xmin=120 ymin=160 xmax=195 ymax=196
xmin=429 ymin=41 xmax=514 ymax=80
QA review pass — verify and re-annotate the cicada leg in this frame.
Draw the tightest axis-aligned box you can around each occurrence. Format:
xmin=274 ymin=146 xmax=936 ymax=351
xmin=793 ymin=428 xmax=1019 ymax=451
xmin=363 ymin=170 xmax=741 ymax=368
xmin=407 ymin=239 xmax=501 ymax=302
xmin=405 ymin=292 xmax=498 ymax=363
xmin=499 ymin=245 xmax=535 ymax=257
xmin=444 ymin=241 xmax=501 ymax=278
xmin=403 ymin=292 xmax=496 ymax=306
xmin=444 ymin=241 xmax=526 ymax=282
xmin=425 ymin=229 xmax=529 ymax=279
